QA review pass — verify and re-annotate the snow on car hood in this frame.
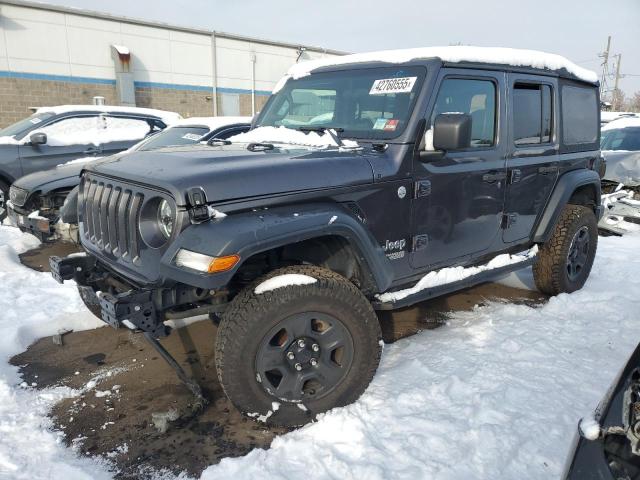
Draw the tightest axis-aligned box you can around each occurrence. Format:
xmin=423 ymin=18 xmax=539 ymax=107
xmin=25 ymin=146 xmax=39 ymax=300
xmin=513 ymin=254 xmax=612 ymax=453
xmin=602 ymin=150 xmax=640 ymax=186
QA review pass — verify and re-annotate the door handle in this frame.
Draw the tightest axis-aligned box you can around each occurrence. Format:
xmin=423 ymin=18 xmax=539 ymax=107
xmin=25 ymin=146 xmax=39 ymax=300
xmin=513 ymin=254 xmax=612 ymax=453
xmin=482 ymin=171 xmax=507 ymax=183
xmin=83 ymin=146 xmax=102 ymax=155
xmin=538 ymin=165 xmax=558 ymax=175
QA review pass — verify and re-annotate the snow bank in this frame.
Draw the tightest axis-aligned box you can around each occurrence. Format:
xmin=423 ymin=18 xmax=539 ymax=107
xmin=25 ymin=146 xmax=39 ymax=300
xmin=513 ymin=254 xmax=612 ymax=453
xmin=282 ymin=46 xmax=598 ymax=84
xmin=229 ymin=126 xmax=359 ymax=149
xmin=203 ymin=233 xmax=640 ymax=480
xmin=2 ymin=224 xmax=640 ymax=480
xmin=377 ymin=246 xmax=537 ymax=303
xmin=0 ymin=226 xmax=107 ymax=479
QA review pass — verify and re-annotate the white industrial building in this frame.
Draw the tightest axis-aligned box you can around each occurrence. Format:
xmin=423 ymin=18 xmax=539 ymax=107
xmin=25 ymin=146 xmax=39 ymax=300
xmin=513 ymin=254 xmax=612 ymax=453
xmin=0 ymin=0 xmax=343 ymax=125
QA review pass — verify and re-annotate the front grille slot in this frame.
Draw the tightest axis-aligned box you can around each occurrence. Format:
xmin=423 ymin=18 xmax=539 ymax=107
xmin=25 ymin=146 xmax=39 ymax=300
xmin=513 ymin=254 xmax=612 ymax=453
xmin=82 ymin=176 xmax=144 ymax=264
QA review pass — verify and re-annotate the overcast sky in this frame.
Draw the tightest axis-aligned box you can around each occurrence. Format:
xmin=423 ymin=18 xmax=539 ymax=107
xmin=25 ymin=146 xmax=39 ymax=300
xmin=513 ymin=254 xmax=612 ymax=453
xmin=42 ymin=0 xmax=640 ymax=98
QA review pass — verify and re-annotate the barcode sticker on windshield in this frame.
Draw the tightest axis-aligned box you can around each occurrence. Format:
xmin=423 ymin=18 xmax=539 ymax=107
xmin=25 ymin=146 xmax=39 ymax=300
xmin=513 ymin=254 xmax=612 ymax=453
xmin=29 ymin=118 xmax=42 ymax=124
xmin=369 ymin=77 xmax=417 ymax=95
xmin=182 ymin=133 xmax=203 ymax=141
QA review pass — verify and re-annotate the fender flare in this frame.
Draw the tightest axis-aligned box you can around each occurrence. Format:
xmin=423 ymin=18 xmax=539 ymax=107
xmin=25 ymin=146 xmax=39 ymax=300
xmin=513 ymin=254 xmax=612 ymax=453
xmin=160 ymin=203 xmax=395 ymax=293
xmin=533 ymin=169 xmax=602 ymax=243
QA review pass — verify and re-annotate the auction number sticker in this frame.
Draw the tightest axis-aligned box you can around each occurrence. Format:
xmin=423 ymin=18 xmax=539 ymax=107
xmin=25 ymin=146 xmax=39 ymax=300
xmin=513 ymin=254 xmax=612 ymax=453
xmin=369 ymin=76 xmax=417 ymax=95
xmin=29 ymin=118 xmax=42 ymax=124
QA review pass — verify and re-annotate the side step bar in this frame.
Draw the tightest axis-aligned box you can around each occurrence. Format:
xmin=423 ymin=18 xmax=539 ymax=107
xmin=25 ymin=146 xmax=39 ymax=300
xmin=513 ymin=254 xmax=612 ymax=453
xmin=372 ymin=255 xmax=536 ymax=311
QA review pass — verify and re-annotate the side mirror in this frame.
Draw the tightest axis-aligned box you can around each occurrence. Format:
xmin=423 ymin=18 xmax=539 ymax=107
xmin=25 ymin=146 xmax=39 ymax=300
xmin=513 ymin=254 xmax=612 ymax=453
xmin=29 ymin=132 xmax=47 ymax=145
xmin=432 ymin=113 xmax=472 ymax=151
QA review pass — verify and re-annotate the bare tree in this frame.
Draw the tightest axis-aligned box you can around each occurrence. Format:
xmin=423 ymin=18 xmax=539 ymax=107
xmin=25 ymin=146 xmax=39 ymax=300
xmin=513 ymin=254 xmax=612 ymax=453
xmin=612 ymin=88 xmax=626 ymax=111
xmin=627 ymin=91 xmax=640 ymax=113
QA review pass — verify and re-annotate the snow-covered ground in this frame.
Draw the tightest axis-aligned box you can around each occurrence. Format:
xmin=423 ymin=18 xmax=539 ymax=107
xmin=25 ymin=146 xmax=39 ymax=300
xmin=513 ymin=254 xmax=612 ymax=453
xmin=0 ymin=224 xmax=639 ymax=479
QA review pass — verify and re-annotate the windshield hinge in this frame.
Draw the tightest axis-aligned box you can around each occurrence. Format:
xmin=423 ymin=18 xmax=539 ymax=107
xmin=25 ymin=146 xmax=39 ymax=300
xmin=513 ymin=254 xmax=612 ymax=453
xmin=186 ymin=187 xmax=210 ymax=223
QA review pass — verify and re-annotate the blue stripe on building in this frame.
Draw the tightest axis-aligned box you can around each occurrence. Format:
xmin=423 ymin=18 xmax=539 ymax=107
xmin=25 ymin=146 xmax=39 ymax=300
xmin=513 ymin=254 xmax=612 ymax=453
xmin=0 ymin=70 xmax=272 ymax=96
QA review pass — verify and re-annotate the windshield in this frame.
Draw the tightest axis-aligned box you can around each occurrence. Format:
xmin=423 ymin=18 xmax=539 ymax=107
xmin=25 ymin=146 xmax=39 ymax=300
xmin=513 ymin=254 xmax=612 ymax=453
xmin=0 ymin=112 xmax=54 ymax=138
xmin=601 ymin=127 xmax=640 ymax=151
xmin=257 ymin=66 xmax=426 ymax=140
xmin=137 ymin=126 xmax=210 ymax=151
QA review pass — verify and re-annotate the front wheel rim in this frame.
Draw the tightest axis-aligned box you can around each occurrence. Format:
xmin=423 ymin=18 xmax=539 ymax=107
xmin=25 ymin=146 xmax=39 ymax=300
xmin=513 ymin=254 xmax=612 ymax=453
xmin=255 ymin=311 xmax=354 ymax=403
xmin=567 ymin=226 xmax=590 ymax=281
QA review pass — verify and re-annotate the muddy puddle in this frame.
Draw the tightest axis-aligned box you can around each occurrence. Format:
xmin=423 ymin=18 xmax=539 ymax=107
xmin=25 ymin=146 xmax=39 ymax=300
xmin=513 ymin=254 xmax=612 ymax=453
xmin=11 ymin=242 xmax=546 ymax=478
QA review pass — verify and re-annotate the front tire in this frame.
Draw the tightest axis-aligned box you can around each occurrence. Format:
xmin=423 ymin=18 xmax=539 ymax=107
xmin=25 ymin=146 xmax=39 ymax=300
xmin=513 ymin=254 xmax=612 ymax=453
xmin=533 ymin=204 xmax=598 ymax=295
xmin=215 ymin=265 xmax=381 ymax=427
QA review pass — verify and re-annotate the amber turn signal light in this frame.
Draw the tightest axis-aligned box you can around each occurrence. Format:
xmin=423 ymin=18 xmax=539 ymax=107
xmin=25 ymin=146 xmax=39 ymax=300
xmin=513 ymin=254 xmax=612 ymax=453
xmin=207 ymin=254 xmax=240 ymax=273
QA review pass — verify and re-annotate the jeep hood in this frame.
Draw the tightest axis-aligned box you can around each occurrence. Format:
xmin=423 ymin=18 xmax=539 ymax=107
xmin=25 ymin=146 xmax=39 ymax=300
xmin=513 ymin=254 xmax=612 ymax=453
xmin=85 ymin=144 xmax=375 ymax=205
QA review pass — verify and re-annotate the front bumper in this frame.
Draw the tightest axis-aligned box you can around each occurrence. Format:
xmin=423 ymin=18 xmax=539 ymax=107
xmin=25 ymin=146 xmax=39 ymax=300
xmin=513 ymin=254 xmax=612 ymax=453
xmin=7 ymin=203 xmax=54 ymax=241
xmin=50 ymin=254 xmax=222 ymax=338
xmin=50 ymin=254 xmax=168 ymax=337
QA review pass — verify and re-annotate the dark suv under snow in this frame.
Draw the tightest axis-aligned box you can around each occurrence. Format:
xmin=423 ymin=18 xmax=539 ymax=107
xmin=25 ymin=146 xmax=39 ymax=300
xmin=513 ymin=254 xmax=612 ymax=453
xmin=51 ymin=47 xmax=604 ymax=427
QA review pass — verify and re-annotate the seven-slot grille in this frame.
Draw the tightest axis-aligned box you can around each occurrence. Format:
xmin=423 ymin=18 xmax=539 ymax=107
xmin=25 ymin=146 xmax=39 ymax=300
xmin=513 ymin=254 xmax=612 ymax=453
xmin=81 ymin=175 xmax=143 ymax=264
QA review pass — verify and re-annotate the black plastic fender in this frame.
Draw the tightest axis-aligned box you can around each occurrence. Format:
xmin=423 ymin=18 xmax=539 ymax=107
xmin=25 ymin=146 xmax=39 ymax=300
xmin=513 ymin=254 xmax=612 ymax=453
xmin=159 ymin=203 xmax=395 ymax=293
xmin=533 ymin=169 xmax=602 ymax=243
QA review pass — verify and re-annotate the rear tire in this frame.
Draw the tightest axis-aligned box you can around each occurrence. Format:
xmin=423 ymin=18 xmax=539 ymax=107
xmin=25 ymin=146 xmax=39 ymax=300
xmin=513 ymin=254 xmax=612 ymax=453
xmin=533 ymin=204 xmax=598 ymax=295
xmin=215 ymin=265 xmax=381 ymax=427
xmin=77 ymin=285 xmax=102 ymax=319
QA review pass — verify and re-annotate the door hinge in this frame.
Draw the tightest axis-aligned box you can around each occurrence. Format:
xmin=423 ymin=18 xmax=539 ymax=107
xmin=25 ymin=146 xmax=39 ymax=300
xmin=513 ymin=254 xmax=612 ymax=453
xmin=509 ymin=169 xmax=522 ymax=184
xmin=501 ymin=213 xmax=518 ymax=229
xmin=414 ymin=180 xmax=432 ymax=198
xmin=412 ymin=234 xmax=429 ymax=252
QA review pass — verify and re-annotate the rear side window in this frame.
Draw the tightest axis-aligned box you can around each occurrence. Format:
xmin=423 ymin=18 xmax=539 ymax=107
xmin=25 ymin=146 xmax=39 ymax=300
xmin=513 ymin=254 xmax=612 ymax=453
xmin=561 ymin=85 xmax=598 ymax=146
xmin=513 ymin=84 xmax=553 ymax=145
xmin=432 ymin=78 xmax=496 ymax=147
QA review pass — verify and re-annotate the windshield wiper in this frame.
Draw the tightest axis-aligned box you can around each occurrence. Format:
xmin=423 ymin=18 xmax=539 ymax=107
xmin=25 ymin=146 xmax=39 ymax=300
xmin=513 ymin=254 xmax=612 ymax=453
xmin=297 ymin=126 xmax=345 ymax=147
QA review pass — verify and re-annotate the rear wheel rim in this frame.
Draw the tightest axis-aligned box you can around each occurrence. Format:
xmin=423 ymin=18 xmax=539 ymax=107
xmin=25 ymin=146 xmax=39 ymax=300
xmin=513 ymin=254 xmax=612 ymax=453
xmin=567 ymin=226 xmax=590 ymax=282
xmin=255 ymin=311 xmax=354 ymax=403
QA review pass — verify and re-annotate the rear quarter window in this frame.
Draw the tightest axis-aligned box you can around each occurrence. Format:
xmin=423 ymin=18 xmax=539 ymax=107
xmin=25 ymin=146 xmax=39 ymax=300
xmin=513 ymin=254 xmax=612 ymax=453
xmin=561 ymin=85 xmax=598 ymax=149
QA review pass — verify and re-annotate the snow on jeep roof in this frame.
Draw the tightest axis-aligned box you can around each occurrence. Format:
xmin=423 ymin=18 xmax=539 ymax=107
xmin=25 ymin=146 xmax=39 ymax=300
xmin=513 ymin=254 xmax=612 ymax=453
xmin=277 ymin=46 xmax=598 ymax=91
xmin=34 ymin=105 xmax=183 ymax=125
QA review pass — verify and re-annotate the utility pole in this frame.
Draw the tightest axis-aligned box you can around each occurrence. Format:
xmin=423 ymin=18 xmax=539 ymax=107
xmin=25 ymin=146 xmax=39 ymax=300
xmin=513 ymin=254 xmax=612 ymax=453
xmin=599 ymin=36 xmax=611 ymax=99
xmin=613 ymin=54 xmax=622 ymax=110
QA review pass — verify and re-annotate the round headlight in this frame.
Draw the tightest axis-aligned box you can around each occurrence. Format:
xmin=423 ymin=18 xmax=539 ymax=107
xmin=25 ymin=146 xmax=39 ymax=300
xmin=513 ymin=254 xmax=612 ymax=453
xmin=157 ymin=199 xmax=174 ymax=238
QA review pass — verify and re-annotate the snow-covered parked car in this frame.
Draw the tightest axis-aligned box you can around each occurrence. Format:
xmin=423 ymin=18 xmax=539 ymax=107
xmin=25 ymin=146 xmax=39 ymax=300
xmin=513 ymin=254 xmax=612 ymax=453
xmin=0 ymin=105 xmax=182 ymax=222
xmin=7 ymin=116 xmax=251 ymax=242
xmin=598 ymin=116 xmax=640 ymax=235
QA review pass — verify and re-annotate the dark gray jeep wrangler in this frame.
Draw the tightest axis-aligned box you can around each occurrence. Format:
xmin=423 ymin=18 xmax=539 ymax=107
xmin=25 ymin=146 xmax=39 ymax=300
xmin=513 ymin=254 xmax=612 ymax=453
xmin=50 ymin=47 xmax=604 ymax=426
